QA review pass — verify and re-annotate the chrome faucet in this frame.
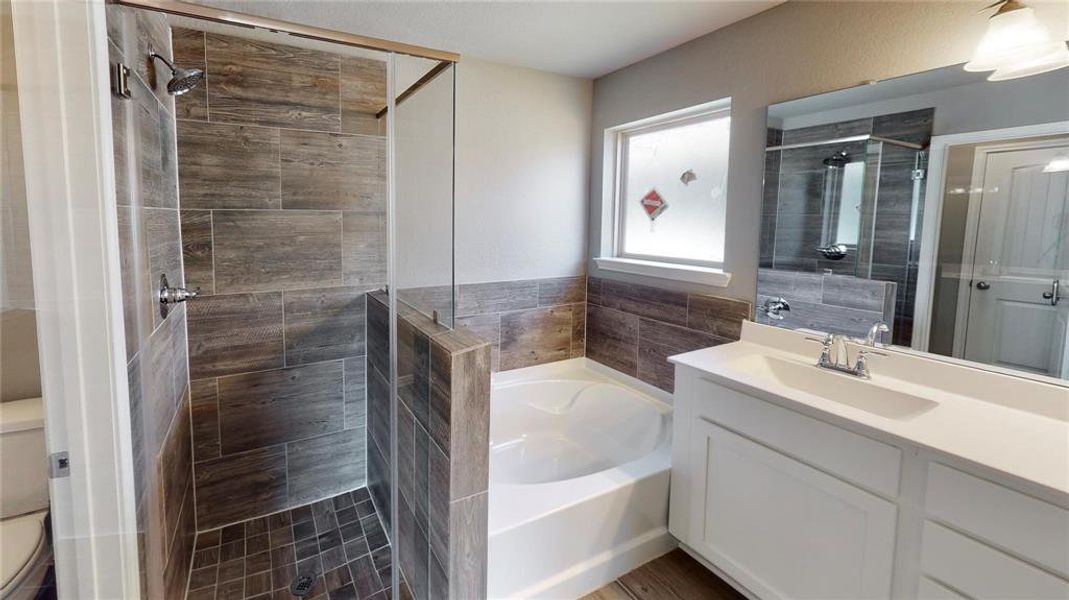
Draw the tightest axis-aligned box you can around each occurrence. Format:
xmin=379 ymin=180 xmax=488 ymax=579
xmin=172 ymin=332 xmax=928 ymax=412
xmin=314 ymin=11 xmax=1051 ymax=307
xmin=805 ymin=331 xmax=886 ymax=379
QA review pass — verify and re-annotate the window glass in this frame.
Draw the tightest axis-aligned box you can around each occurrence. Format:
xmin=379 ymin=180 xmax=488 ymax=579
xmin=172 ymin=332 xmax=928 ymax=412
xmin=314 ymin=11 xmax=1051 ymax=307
xmin=619 ymin=113 xmax=730 ymax=264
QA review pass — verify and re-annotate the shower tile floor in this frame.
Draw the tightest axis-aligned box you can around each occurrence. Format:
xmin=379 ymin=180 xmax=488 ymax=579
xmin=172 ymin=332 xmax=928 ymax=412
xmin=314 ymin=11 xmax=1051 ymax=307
xmin=185 ymin=488 xmax=397 ymax=600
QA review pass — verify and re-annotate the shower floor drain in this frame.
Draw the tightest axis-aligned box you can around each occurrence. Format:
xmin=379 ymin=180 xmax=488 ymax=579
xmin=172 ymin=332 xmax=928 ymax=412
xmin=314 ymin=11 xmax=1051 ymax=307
xmin=290 ymin=571 xmax=317 ymax=597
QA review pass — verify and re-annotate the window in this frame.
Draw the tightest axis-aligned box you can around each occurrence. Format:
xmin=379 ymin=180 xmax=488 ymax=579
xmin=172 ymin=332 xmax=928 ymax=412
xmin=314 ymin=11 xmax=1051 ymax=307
xmin=599 ymin=99 xmax=732 ymax=286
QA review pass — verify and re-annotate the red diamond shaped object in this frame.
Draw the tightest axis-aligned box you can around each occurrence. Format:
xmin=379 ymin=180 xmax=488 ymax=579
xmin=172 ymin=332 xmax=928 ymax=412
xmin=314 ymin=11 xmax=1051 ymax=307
xmin=641 ymin=189 xmax=667 ymax=221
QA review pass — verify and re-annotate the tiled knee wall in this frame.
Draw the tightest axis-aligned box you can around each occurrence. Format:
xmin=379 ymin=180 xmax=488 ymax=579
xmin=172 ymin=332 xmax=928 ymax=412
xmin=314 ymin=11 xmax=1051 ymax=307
xmin=585 ymin=276 xmax=752 ymax=392
xmin=366 ymin=292 xmax=491 ymax=599
xmin=400 ymin=275 xmax=587 ymax=372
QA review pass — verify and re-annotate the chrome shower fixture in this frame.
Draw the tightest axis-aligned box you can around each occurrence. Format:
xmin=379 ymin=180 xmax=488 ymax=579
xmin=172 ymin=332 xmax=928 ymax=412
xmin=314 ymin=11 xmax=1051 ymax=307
xmin=149 ymin=52 xmax=205 ymax=96
xmin=823 ymin=151 xmax=849 ymax=169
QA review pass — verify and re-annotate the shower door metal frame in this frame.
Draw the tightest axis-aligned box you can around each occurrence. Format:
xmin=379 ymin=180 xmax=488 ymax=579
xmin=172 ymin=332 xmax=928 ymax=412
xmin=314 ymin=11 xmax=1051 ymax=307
xmin=111 ymin=0 xmax=460 ymax=62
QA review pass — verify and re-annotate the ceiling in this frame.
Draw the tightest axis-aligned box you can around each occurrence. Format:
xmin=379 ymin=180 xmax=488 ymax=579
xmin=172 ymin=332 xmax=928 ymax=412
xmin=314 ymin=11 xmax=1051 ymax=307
xmin=195 ymin=0 xmax=783 ymax=78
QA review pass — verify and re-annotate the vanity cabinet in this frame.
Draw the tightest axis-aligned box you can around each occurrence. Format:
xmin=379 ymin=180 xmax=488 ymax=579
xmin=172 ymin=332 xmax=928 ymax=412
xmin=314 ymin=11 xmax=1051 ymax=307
xmin=670 ymin=366 xmax=1069 ymax=600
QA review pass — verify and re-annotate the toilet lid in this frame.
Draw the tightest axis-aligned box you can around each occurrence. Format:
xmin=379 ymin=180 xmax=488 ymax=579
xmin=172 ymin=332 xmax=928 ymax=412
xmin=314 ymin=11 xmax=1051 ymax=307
xmin=0 ymin=514 xmax=45 ymax=589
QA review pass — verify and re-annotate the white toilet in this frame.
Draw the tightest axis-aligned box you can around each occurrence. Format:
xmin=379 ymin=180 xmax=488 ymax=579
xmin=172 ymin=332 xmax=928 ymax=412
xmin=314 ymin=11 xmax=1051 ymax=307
xmin=0 ymin=397 xmax=53 ymax=600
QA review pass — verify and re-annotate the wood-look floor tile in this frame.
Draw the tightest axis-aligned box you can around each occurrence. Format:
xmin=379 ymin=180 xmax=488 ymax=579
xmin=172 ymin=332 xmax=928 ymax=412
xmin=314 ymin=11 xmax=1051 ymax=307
xmin=581 ymin=582 xmax=635 ymax=600
xmin=213 ymin=210 xmax=342 ymax=293
xmin=187 ymin=292 xmax=284 ymax=380
xmin=618 ymin=549 xmax=745 ymax=600
xmin=280 ymin=130 xmax=385 ymax=211
xmin=205 ymin=32 xmax=341 ymax=132
xmin=217 ymin=361 xmax=344 ymax=455
xmin=177 ymin=120 xmax=280 ymax=210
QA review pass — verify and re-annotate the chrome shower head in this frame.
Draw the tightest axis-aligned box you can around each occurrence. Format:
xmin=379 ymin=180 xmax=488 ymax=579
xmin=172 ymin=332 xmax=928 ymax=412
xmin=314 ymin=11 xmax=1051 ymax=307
xmin=823 ymin=151 xmax=849 ymax=169
xmin=149 ymin=53 xmax=205 ymax=96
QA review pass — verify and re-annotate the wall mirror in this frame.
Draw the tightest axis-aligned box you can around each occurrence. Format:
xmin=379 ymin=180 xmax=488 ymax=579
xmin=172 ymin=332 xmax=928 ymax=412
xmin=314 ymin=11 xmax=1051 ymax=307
xmin=758 ymin=63 xmax=1069 ymax=383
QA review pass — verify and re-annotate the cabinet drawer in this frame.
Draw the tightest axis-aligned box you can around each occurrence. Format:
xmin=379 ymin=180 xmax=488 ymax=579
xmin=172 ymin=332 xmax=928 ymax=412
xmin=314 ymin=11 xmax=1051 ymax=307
xmin=693 ymin=375 xmax=901 ymax=497
xmin=926 ymin=463 xmax=1069 ymax=577
xmin=921 ymin=521 xmax=1069 ymax=600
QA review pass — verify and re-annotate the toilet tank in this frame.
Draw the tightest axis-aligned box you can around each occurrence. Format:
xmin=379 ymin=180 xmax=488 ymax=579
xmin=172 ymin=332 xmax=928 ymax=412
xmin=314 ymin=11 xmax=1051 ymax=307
xmin=0 ymin=398 xmax=49 ymax=518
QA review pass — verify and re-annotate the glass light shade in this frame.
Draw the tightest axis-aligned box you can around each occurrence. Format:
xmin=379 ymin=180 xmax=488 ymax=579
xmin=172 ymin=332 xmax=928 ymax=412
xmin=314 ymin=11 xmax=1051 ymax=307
xmin=964 ymin=6 xmax=1062 ymax=72
xmin=988 ymin=41 xmax=1069 ymax=80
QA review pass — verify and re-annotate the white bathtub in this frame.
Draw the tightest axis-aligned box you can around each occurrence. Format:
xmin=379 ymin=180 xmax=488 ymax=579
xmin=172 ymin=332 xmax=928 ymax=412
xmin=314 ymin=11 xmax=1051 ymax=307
xmin=487 ymin=358 xmax=675 ymax=599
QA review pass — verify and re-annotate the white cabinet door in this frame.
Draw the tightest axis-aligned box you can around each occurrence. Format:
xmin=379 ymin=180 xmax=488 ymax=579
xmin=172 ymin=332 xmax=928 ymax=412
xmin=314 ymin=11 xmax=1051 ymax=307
xmin=687 ymin=419 xmax=898 ymax=600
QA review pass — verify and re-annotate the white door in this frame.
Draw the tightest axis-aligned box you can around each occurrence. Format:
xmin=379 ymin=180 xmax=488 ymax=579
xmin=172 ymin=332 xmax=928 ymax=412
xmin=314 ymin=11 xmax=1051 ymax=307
xmin=963 ymin=144 xmax=1069 ymax=377
xmin=687 ymin=419 xmax=898 ymax=600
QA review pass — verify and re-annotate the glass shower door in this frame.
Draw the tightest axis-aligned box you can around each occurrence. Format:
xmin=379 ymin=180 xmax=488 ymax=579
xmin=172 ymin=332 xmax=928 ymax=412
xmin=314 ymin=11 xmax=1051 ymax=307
xmin=381 ymin=54 xmax=458 ymax=599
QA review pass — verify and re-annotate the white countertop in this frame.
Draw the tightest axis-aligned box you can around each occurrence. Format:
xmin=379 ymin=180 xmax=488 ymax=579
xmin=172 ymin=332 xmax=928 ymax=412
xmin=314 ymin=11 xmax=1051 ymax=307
xmin=670 ymin=323 xmax=1069 ymax=498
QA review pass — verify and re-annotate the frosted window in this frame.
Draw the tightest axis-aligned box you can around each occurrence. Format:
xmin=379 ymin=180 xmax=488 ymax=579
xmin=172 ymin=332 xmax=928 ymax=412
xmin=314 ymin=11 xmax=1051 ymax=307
xmin=835 ymin=161 xmax=865 ymax=245
xmin=620 ymin=114 xmax=730 ymax=264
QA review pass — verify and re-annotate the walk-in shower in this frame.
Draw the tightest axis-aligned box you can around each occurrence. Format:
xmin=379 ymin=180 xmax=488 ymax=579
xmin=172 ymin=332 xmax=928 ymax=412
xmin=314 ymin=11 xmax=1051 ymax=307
xmin=760 ymin=111 xmax=932 ymax=345
xmin=103 ymin=1 xmax=477 ymax=598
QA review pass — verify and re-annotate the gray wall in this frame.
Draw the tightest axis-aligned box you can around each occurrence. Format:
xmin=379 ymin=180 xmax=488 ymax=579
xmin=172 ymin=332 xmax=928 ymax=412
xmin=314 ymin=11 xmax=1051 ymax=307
xmin=588 ymin=1 xmax=1069 ymax=303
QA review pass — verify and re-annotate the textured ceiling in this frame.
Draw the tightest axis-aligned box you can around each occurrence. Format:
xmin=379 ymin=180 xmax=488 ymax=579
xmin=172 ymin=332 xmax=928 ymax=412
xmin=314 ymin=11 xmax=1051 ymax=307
xmin=194 ymin=0 xmax=783 ymax=78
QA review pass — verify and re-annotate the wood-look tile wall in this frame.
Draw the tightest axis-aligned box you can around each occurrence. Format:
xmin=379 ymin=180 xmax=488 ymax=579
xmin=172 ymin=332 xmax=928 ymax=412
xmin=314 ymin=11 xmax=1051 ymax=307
xmin=366 ymin=293 xmax=491 ymax=599
xmin=756 ymin=268 xmax=896 ymax=342
xmin=107 ymin=7 xmax=195 ymax=598
xmin=586 ymin=276 xmax=752 ymax=392
xmin=172 ymin=26 xmax=388 ymax=532
xmin=400 ymin=276 xmax=587 ymax=372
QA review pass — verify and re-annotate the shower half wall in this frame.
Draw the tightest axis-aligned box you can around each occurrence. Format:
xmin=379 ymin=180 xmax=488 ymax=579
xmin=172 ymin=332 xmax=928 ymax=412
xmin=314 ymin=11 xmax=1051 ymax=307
xmin=174 ymin=26 xmax=388 ymax=530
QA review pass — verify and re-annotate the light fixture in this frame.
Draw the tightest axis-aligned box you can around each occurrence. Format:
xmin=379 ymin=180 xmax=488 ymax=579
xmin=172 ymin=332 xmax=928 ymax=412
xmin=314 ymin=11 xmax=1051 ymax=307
xmin=965 ymin=0 xmax=1069 ymax=81
xmin=1043 ymin=154 xmax=1069 ymax=173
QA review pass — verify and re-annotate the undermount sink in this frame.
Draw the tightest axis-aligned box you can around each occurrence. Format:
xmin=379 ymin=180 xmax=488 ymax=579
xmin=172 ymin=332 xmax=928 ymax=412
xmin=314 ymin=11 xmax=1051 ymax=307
xmin=726 ymin=354 xmax=939 ymax=419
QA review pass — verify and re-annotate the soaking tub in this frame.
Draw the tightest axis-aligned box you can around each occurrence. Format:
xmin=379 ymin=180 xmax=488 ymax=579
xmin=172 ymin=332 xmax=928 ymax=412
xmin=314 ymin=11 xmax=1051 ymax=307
xmin=487 ymin=358 xmax=674 ymax=599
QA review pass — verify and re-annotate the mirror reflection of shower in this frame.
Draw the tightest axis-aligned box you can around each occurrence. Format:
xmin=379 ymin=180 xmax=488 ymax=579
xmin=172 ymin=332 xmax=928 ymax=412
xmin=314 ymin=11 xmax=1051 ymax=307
xmin=817 ymin=150 xmax=864 ymax=260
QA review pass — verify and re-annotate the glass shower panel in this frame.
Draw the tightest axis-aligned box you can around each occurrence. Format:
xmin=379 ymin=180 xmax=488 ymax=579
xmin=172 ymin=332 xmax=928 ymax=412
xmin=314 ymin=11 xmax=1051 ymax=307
xmin=386 ymin=54 xmax=457 ymax=599
xmin=394 ymin=57 xmax=457 ymax=326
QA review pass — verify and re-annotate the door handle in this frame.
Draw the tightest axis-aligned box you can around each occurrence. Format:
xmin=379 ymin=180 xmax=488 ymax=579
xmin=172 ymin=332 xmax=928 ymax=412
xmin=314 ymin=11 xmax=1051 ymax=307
xmin=1042 ymin=280 xmax=1060 ymax=306
xmin=975 ymin=281 xmax=991 ymax=290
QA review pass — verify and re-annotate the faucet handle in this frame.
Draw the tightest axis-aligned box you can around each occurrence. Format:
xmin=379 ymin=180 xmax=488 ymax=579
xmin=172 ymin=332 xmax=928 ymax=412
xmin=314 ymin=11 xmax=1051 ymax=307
xmin=804 ymin=333 xmax=834 ymax=347
xmin=865 ymin=321 xmax=890 ymax=347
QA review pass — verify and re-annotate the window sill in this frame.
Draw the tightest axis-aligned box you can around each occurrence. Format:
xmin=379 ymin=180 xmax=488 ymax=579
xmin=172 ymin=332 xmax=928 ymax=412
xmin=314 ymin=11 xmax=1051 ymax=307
xmin=593 ymin=257 xmax=732 ymax=287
